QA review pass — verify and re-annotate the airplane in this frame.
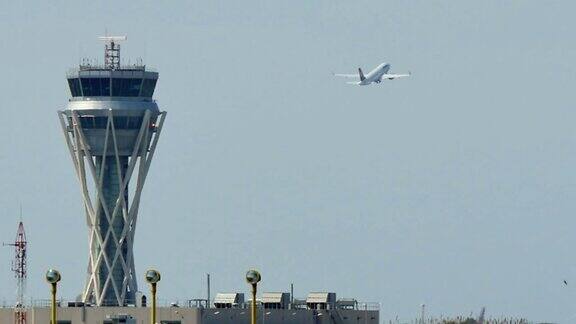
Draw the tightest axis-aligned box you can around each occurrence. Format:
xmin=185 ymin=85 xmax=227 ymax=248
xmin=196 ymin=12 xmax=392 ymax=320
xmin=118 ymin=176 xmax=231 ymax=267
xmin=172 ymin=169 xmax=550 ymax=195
xmin=333 ymin=63 xmax=410 ymax=85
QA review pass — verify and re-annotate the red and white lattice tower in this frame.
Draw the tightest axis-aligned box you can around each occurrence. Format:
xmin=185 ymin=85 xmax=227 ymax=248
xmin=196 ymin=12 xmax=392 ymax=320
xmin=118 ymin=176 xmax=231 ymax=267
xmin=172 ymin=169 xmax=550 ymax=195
xmin=4 ymin=222 xmax=27 ymax=324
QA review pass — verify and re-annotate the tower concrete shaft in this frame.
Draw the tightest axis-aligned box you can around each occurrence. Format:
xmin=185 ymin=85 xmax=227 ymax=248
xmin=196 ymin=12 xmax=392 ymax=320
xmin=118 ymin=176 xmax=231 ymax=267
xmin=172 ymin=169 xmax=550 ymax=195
xmin=58 ymin=36 xmax=166 ymax=306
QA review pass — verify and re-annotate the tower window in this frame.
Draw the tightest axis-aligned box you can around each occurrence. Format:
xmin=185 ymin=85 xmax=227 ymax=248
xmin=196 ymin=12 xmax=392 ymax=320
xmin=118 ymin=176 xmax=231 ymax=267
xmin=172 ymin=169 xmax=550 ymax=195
xmin=71 ymin=77 xmax=154 ymax=97
xmin=141 ymin=78 xmax=157 ymax=97
xmin=80 ymin=78 xmax=110 ymax=97
xmin=67 ymin=78 xmax=82 ymax=97
xmin=78 ymin=116 xmax=144 ymax=129
xmin=101 ymin=78 xmax=111 ymax=96
xmin=112 ymin=78 xmax=144 ymax=97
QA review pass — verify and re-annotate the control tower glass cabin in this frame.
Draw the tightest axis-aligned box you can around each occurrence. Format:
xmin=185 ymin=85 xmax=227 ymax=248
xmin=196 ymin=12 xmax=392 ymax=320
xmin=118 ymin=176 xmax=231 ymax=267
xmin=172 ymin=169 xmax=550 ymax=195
xmin=58 ymin=37 xmax=167 ymax=306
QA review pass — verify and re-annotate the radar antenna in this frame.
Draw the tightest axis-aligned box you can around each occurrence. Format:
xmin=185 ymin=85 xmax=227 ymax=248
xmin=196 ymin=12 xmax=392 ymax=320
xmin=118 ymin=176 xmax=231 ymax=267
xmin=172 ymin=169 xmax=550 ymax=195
xmin=98 ymin=35 xmax=127 ymax=70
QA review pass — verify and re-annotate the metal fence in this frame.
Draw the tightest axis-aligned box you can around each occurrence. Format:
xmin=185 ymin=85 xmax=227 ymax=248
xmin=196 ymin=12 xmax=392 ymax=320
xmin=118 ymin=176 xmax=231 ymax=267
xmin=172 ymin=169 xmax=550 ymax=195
xmin=387 ymin=317 xmax=532 ymax=324
xmin=0 ymin=298 xmax=380 ymax=311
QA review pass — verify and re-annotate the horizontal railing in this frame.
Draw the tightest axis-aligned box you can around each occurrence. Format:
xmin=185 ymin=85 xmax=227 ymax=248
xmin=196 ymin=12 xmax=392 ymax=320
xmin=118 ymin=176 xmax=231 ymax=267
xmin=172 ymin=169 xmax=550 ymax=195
xmin=66 ymin=65 xmax=158 ymax=76
xmin=0 ymin=298 xmax=380 ymax=311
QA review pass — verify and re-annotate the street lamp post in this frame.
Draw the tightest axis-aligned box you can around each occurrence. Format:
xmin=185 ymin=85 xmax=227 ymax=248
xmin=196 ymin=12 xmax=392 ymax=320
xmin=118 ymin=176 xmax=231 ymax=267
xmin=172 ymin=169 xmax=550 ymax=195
xmin=246 ymin=269 xmax=261 ymax=324
xmin=145 ymin=269 xmax=161 ymax=324
xmin=45 ymin=269 xmax=61 ymax=324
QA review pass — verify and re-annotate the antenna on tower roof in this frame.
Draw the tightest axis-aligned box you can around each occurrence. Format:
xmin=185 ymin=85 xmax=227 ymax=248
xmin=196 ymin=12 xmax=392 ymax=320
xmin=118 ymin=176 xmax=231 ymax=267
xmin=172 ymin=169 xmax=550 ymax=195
xmin=98 ymin=35 xmax=127 ymax=42
xmin=98 ymin=35 xmax=127 ymax=70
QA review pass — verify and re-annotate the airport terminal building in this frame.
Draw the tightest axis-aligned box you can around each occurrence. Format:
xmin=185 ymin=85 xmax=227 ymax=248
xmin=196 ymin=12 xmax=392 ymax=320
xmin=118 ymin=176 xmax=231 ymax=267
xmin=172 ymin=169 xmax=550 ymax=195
xmin=0 ymin=292 xmax=379 ymax=324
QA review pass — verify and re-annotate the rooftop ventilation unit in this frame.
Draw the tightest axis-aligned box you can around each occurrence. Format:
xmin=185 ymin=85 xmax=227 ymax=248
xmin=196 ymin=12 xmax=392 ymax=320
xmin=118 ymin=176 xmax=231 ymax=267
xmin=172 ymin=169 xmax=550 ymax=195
xmin=262 ymin=292 xmax=290 ymax=309
xmin=214 ymin=293 xmax=245 ymax=308
xmin=306 ymin=292 xmax=336 ymax=310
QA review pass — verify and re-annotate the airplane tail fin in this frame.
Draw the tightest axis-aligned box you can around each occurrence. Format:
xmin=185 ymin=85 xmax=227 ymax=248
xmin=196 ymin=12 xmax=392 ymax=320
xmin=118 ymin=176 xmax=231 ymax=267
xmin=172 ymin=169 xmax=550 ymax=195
xmin=358 ymin=68 xmax=366 ymax=81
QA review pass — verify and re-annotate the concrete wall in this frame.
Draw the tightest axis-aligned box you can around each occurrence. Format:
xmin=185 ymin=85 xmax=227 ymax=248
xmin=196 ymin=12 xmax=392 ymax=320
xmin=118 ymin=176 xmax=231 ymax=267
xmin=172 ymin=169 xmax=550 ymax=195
xmin=0 ymin=307 xmax=378 ymax=324
xmin=202 ymin=308 xmax=378 ymax=324
xmin=0 ymin=307 xmax=199 ymax=324
xmin=0 ymin=309 xmax=13 ymax=324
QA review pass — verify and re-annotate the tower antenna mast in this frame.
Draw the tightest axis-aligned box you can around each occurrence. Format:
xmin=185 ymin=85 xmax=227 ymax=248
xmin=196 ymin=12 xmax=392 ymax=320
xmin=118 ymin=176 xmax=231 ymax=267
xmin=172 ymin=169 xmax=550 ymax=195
xmin=98 ymin=35 xmax=127 ymax=70
xmin=3 ymin=221 xmax=27 ymax=324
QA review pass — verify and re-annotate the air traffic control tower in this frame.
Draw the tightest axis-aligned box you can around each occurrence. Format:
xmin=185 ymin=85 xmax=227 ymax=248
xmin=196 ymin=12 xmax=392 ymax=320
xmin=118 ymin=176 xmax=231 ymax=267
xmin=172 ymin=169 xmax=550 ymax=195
xmin=58 ymin=37 xmax=166 ymax=306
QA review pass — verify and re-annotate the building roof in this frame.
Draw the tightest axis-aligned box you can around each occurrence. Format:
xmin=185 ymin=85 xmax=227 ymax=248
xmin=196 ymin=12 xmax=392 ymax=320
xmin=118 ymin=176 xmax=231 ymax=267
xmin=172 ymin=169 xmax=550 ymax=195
xmin=214 ymin=293 xmax=244 ymax=304
xmin=261 ymin=292 xmax=289 ymax=303
xmin=306 ymin=292 xmax=336 ymax=304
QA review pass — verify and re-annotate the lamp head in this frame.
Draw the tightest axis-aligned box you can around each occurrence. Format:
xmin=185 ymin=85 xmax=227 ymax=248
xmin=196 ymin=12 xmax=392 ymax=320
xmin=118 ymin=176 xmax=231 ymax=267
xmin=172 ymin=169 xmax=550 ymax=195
xmin=145 ymin=269 xmax=161 ymax=284
xmin=245 ymin=269 xmax=261 ymax=285
xmin=45 ymin=269 xmax=61 ymax=284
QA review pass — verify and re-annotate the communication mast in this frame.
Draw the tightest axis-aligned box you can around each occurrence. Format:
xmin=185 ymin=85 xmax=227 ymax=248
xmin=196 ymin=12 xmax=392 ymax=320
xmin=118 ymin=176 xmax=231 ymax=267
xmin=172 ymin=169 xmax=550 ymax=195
xmin=98 ymin=35 xmax=126 ymax=70
xmin=3 ymin=221 xmax=27 ymax=324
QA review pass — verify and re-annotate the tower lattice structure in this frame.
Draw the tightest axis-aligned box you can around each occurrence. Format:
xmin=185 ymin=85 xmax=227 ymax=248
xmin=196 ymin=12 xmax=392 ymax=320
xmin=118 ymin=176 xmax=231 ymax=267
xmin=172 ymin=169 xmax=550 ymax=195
xmin=3 ymin=221 xmax=27 ymax=324
xmin=58 ymin=36 xmax=166 ymax=306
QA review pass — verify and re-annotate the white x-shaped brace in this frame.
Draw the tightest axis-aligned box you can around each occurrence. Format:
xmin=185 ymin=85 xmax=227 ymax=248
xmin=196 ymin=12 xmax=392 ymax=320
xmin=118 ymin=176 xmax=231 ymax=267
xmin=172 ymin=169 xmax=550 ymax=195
xmin=57 ymin=109 xmax=166 ymax=306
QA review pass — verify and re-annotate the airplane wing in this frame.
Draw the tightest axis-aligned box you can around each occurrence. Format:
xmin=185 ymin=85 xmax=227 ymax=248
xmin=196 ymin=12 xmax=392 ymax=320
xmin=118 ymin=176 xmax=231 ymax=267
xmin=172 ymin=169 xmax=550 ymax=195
xmin=333 ymin=73 xmax=358 ymax=78
xmin=346 ymin=81 xmax=360 ymax=85
xmin=381 ymin=72 xmax=411 ymax=80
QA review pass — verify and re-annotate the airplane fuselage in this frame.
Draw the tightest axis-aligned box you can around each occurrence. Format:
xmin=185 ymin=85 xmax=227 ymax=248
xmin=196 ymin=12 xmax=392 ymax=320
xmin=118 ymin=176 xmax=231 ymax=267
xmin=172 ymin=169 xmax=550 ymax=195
xmin=360 ymin=63 xmax=390 ymax=85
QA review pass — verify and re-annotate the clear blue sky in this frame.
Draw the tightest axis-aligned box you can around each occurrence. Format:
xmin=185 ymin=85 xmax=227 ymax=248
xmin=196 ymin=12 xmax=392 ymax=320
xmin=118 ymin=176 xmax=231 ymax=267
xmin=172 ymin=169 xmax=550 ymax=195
xmin=0 ymin=1 xmax=575 ymax=322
